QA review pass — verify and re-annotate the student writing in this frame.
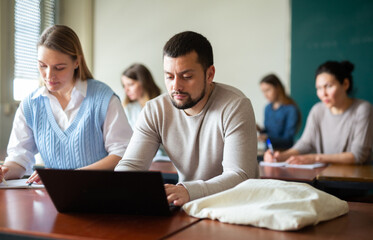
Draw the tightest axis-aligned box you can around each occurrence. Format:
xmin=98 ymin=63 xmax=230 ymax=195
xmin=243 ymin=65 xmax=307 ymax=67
xmin=257 ymin=74 xmax=300 ymax=149
xmin=0 ymin=25 xmax=132 ymax=184
xmin=264 ymin=60 xmax=373 ymax=165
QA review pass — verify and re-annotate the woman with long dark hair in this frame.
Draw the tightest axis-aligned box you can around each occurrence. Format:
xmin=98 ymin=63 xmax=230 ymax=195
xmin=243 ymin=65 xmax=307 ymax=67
xmin=258 ymin=74 xmax=300 ymax=149
xmin=121 ymin=63 xmax=161 ymax=128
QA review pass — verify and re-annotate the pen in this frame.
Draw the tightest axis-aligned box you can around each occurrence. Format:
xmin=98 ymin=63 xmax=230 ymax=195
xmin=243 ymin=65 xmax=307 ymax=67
xmin=28 ymin=182 xmax=33 ymax=186
xmin=266 ymin=138 xmax=277 ymax=162
xmin=1 ymin=177 xmax=8 ymax=186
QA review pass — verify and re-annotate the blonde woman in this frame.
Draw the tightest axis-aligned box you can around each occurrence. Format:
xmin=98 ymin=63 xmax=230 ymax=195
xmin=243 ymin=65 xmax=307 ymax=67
xmin=0 ymin=25 xmax=132 ymax=184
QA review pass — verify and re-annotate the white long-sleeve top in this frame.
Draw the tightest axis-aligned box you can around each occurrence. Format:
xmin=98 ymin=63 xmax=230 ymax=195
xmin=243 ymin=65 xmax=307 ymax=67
xmin=5 ymin=79 xmax=133 ymax=173
xmin=293 ymin=99 xmax=373 ymax=163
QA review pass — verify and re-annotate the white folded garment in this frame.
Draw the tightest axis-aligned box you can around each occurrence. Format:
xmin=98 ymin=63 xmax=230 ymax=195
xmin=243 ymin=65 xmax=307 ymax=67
xmin=183 ymin=179 xmax=349 ymax=231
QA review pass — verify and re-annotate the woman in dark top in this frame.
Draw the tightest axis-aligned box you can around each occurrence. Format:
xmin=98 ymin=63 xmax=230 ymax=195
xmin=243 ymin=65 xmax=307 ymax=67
xmin=257 ymin=74 xmax=300 ymax=149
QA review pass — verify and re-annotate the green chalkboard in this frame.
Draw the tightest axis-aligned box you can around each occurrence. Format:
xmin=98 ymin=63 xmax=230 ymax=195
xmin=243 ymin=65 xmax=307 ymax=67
xmin=291 ymin=0 xmax=373 ymax=136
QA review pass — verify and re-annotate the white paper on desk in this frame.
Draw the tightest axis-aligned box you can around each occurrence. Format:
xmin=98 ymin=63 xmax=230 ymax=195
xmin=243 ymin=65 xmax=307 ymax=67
xmin=0 ymin=179 xmax=44 ymax=189
xmin=259 ymin=161 xmax=287 ymax=167
xmin=285 ymin=162 xmax=326 ymax=169
xmin=260 ymin=161 xmax=326 ymax=169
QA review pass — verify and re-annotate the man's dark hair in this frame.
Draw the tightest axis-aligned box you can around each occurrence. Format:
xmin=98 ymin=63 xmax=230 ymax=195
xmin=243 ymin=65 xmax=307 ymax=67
xmin=163 ymin=31 xmax=213 ymax=72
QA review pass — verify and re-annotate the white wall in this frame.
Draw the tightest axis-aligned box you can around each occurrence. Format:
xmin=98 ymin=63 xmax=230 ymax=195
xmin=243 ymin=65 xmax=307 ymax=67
xmin=59 ymin=0 xmax=93 ymax=70
xmin=93 ymin=0 xmax=290 ymax=124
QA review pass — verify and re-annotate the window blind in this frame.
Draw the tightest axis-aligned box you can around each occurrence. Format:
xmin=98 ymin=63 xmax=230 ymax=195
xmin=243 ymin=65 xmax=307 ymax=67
xmin=13 ymin=0 xmax=55 ymax=101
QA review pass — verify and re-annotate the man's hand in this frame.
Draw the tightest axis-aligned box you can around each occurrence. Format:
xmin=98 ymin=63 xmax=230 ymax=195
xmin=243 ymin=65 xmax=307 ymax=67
xmin=164 ymin=184 xmax=190 ymax=206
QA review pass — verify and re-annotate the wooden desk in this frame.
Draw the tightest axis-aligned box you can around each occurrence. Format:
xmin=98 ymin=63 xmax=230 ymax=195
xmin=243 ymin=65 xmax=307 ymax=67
xmin=316 ymin=164 xmax=373 ymax=191
xmin=0 ymin=189 xmax=199 ymax=240
xmin=315 ymin=164 xmax=373 ymax=202
xmin=149 ymin=161 xmax=327 ymax=184
xmin=1 ymin=189 xmax=372 ymax=239
xmin=150 ymin=161 xmax=373 ymax=183
xmin=317 ymin=164 xmax=373 ymax=183
xmin=167 ymin=202 xmax=373 ymax=240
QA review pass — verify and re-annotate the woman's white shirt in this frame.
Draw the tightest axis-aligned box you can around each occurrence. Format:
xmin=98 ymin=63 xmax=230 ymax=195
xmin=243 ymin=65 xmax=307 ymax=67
xmin=124 ymin=101 xmax=142 ymax=129
xmin=5 ymin=79 xmax=132 ymax=170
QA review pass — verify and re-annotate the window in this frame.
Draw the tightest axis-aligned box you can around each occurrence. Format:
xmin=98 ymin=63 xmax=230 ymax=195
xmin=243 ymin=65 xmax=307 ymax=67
xmin=13 ymin=0 xmax=56 ymax=101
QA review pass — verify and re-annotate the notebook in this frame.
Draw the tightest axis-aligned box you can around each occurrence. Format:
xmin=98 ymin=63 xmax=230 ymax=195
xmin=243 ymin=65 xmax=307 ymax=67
xmin=37 ymin=169 xmax=176 ymax=216
xmin=0 ymin=178 xmax=44 ymax=189
xmin=260 ymin=161 xmax=326 ymax=169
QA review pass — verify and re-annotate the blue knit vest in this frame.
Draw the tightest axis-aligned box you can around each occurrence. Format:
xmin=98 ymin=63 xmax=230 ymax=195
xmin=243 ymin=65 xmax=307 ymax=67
xmin=23 ymin=79 xmax=114 ymax=169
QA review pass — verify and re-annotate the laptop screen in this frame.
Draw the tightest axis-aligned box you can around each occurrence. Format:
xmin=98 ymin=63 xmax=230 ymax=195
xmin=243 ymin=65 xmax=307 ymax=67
xmin=37 ymin=169 xmax=173 ymax=216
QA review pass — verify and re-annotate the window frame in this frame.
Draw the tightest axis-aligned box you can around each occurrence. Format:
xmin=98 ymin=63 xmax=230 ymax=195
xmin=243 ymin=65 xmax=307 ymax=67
xmin=13 ymin=0 xmax=58 ymax=102
xmin=0 ymin=0 xmax=59 ymax=154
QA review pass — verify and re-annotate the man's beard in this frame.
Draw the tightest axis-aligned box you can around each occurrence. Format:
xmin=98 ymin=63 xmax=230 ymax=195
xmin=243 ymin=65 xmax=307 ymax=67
xmin=170 ymin=81 xmax=206 ymax=110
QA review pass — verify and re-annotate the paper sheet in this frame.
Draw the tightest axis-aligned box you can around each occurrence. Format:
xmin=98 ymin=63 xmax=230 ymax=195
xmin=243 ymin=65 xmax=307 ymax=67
xmin=260 ymin=161 xmax=326 ymax=169
xmin=0 ymin=179 xmax=45 ymax=189
xmin=260 ymin=161 xmax=287 ymax=167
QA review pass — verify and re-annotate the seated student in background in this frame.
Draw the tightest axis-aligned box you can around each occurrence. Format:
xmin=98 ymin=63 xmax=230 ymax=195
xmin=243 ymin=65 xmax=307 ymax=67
xmin=257 ymin=74 xmax=300 ymax=149
xmin=115 ymin=31 xmax=258 ymax=206
xmin=0 ymin=25 xmax=132 ymax=184
xmin=121 ymin=63 xmax=168 ymax=160
xmin=121 ymin=63 xmax=161 ymax=128
xmin=264 ymin=60 xmax=373 ymax=165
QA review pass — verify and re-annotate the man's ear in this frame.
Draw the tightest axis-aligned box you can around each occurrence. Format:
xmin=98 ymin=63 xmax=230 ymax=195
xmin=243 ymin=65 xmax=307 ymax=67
xmin=206 ymin=65 xmax=215 ymax=84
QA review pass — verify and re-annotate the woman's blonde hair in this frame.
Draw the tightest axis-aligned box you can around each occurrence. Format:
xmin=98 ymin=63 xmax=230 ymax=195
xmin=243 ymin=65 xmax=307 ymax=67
xmin=38 ymin=25 xmax=93 ymax=81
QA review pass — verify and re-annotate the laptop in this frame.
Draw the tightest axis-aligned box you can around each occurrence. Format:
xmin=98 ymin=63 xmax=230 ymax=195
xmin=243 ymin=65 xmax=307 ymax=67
xmin=37 ymin=169 xmax=177 ymax=216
